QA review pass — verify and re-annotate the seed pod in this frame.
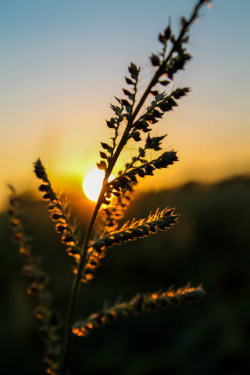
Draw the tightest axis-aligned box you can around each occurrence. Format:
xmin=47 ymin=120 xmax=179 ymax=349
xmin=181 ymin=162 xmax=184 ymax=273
xmin=125 ymin=76 xmax=134 ymax=85
xmin=158 ymin=102 xmax=170 ymax=112
xmin=51 ymin=213 xmax=63 ymax=221
xmin=132 ymin=132 xmax=141 ymax=142
xmin=145 ymin=165 xmax=155 ymax=176
xmin=38 ymin=184 xmax=50 ymax=192
xmin=159 ymin=80 xmax=170 ymax=86
xmin=96 ymin=161 xmax=107 ymax=171
xmin=101 ymin=142 xmax=111 ymax=151
xmin=123 ymin=89 xmax=132 ymax=96
xmin=56 ymin=224 xmax=67 ymax=233
xmin=100 ymin=151 xmax=108 ymax=160
xmin=128 ymin=62 xmax=138 ymax=76
xmin=67 ymin=247 xmax=80 ymax=256
xmin=158 ymin=33 xmax=166 ymax=44
xmin=34 ymin=159 xmax=47 ymax=181
xmin=164 ymin=25 xmax=171 ymax=39
xmin=121 ymin=99 xmax=130 ymax=107
xmin=138 ymin=169 xmax=145 ymax=178
xmin=62 ymin=233 xmax=74 ymax=244
xmin=150 ymin=54 xmax=160 ymax=66
xmin=106 ymin=120 xmax=115 ymax=129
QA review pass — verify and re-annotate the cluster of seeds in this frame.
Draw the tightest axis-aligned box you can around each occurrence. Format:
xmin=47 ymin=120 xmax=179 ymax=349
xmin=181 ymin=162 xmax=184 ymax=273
xmin=34 ymin=159 xmax=82 ymax=262
xmin=129 ymin=88 xmax=190 ymax=143
xmin=100 ymin=133 xmax=169 ymax=232
xmin=108 ymin=151 xmax=178 ymax=194
xmin=81 ymin=208 xmax=178 ymax=283
xmin=96 ymin=63 xmax=140 ymax=173
xmin=7 ymin=186 xmax=61 ymax=375
xmin=72 ymin=285 xmax=205 ymax=337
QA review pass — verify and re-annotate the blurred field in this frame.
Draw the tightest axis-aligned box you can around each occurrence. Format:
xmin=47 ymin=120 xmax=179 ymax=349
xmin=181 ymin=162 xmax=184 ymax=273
xmin=1 ymin=175 xmax=250 ymax=375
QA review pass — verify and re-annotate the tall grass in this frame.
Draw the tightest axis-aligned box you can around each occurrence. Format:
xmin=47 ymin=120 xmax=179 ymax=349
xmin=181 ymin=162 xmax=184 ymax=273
xmin=7 ymin=1 xmax=212 ymax=374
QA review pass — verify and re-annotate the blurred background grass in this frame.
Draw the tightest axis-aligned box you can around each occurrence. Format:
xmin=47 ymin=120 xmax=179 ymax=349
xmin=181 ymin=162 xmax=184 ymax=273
xmin=1 ymin=175 xmax=250 ymax=374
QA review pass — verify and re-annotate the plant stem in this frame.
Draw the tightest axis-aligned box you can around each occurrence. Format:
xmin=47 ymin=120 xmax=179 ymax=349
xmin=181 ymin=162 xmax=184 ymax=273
xmin=60 ymin=183 xmax=106 ymax=375
xmin=60 ymin=2 xmax=206 ymax=372
xmin=59 ymin=67 xmax=159 ymax=372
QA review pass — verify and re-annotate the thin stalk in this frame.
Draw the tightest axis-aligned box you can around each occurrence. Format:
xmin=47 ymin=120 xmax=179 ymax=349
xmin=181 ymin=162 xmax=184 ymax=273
xmin=60 ymin=2 xmax=206 ymax=373
xmin=60 ymin=183 xmax=106 ymax=375
xmin=60 ymin=65 xmax=159 ymax=373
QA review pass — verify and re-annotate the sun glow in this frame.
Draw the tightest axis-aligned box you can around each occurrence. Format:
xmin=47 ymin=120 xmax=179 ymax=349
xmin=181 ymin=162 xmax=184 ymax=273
xmin=82 ymin=168 xmax=114 ymax=202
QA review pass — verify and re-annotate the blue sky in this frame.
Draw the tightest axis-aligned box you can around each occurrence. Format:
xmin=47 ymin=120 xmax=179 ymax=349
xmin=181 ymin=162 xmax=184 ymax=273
xmin=1 ymin=0 xmax=250 ymax=205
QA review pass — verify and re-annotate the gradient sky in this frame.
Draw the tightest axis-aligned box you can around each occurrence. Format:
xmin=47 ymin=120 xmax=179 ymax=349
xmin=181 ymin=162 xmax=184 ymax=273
xmin=1 ymin=0 xmax=250 ymax=207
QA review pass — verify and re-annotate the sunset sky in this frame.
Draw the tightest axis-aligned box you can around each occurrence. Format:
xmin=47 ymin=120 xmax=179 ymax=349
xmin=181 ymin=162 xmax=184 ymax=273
xmin=1 ymin=0 xmax=250 ymax=207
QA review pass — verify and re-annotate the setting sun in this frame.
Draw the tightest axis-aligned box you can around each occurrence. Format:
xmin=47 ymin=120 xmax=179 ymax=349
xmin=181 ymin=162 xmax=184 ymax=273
xmin=83 ymin=168 xmax=114 ymax=202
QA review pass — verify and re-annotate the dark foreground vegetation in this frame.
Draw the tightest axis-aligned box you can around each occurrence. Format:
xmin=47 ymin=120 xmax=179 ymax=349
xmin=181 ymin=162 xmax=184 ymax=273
xmin=1 ymin=175 xmax=249 ymax=375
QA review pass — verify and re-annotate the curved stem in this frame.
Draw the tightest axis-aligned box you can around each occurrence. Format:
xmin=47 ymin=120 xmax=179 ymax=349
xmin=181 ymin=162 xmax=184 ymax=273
xmin=60 ymin=184 xmax=106 ymax=374
xmin=60 ymin=2 xmax=205 ymax=373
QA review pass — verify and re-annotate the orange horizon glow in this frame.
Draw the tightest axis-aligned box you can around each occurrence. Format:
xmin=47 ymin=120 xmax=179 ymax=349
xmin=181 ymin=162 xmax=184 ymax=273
xmin=1 ymin=1 xmax=250 ymax=210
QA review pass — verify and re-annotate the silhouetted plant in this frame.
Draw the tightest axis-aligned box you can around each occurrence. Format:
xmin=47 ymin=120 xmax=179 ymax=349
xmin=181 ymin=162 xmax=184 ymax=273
xmin=7 ymin=185 xmax=61 ymax=374
xmin=8 ymin=1 xmax=212 ymax=374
